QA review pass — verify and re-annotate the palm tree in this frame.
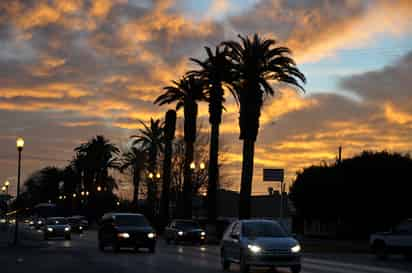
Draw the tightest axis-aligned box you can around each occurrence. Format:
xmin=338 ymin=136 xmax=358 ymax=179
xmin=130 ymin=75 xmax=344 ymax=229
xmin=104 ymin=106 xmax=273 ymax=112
xmin=120 ymin=147 xmax=147 ymax=208
xmin=190 ymin=46 xmax=234 ymax=223
xmin=223 ymin=34 xmax=306 ymax=219
xmin=131 ymin=119 xmax=164 ymax=216
xmin=160 ymin=110 xmax=176 ymax=226
xmin=154 ymin=75 xmax=208 ymax=218
xmin=74 ymin=135 xmax=120 ymax=194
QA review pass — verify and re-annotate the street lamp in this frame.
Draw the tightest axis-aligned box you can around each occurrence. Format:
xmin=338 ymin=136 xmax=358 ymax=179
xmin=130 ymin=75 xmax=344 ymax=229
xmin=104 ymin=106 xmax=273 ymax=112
xmin=72 ymin=193 xmax=77 ymax=198
xmin=14 ymin=136 xmax=24 ymax=245
xmin=1 ymin=186 xmax=6 ymax=192
xmin=148 ymin=172 xmax=154 ymax=179
xmin=199 ymin=162 xmax=206 ymax=170
xmin=156 ymin=172 xmax=161 ymax=179
xmin=4 ymin=180 xmax=10 ymax=194
xmin=97 ymin=186 xmax=102 ymax=192
xmin=190 ymin=162 xmax=196 ymax=170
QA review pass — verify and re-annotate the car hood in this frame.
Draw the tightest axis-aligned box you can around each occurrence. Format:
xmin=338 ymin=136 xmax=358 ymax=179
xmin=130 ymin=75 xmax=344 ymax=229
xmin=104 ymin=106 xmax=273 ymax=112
xmin=181 ymin=228 xmax=204 ymax=233
xmin=116 ymin=226 xmax=154 ymax=233
xmin=246 ymin=237 xmax=298 ymax=250
xmin=47 ymin=224 xmax=68 ymax=229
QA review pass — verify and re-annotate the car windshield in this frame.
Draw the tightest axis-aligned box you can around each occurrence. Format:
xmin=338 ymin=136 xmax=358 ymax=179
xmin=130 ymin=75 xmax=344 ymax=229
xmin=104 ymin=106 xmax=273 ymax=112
xmin=242 ymin=221 xmax=287 ymax=238
xmin=114 ymin=215 xmax=149 ymax=227
xmin=175 ymin=221 xmax=200 ymax=230
xmin=47 ymin=218 xmax=67 ymax=225
xmin=68 ymin=218 xmax=80 ymax=224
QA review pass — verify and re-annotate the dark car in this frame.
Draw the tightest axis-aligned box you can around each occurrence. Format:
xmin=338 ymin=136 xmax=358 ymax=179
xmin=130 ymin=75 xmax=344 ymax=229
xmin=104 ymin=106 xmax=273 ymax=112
xmin=221 ymin=219 xmax=301 ymax=273
xmin=67 ymin=216 xmax=85 ymax=233
xmin=370 ymin=219 xmax=412 ymax=259
xmin=44 ymin=217 xmax=71 ymax=240
xmin=164 ymin=219 xmax=206 ymax=245
xmin=98 ymin=213 xmax=157 ymax=253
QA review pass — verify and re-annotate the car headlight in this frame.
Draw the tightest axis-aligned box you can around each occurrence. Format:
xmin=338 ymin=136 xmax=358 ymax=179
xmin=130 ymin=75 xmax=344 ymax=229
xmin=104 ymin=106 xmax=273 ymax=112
xmin=177 ymin=231 xmax=184 ymax=236
xmin=29 ymin=221 xmax=34 ymax=225
xmin=64 ymin=227 xmax=71 ymax=232
xmin=200 ymin=231 xmax=206 ymax=236
xmin=147 ymin=232 xmax=156 ymax=239
xmin=79 ymin=226 xmax=83 ymax=230
xmin=47 ymin=227 xmax=53 ymax=232
xmin=38 ymin=221 xmax=43 ymax=225
xmin=0 ymin=218 xmax=6 ymax=224
xmin=248 ymin=244 xmax=262 ymax=253
xmin=291 ymin=244 xmax=301 ymax=253
xmin=117 ymin=233 xmax=130 ymax=239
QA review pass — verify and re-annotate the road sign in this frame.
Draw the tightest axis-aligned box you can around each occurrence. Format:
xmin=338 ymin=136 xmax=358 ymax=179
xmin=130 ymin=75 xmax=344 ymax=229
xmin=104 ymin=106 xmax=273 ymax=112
xmin=263 ymin=168 xmax=284 ymax=182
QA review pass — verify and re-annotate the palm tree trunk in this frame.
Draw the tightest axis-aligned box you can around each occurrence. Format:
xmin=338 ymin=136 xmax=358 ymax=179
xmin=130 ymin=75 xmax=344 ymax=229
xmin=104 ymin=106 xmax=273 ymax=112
xmin=132 ymin=165 xmax=140 ymax=210
xmin=239 ymin=139 xmax=255 ymax=219
xmin=183 ymin=140 xmax=194 ymax=219
xmin=160 ymin=138 xmax=173 ymax=225
xmin=207 ymin=121 xmax=219 ymax=223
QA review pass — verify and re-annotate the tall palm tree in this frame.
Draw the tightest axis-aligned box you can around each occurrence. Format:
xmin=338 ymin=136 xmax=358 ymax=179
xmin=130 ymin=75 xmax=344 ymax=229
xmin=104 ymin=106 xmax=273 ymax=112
xmin=154 ymin=75 xmax=208 ymax=218
xmin=160 ymin=110 xmax=176 ymax=226
xmin=223 ymin=34 xmax=306 ymax=219
xmin=131 ymin=119 xmax=164 ymax=216
xmin=190 ymin=46 xmax=234 ymax=223
xmin=120 ymin=147 xmax=147 ymax=208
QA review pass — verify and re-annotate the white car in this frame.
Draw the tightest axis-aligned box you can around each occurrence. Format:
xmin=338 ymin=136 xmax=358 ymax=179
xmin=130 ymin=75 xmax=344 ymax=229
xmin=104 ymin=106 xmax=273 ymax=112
xmin=370 ymin=219 xmax=412 ymax=259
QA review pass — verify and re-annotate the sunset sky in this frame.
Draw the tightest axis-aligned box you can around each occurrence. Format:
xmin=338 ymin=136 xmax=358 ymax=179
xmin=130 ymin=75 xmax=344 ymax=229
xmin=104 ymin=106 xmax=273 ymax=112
xmin=1 ymin=0 xmax=411 ymax=198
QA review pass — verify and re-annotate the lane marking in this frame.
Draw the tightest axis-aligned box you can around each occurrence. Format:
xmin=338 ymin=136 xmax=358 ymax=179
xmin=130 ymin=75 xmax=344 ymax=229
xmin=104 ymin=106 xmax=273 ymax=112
xmin=304 ymin=258 xmax=411 ymax=273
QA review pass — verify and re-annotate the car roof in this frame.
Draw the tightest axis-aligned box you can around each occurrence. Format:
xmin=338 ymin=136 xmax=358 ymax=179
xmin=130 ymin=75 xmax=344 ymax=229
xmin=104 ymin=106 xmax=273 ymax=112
xmin=102 ymin=213 xmax=143 ymax=219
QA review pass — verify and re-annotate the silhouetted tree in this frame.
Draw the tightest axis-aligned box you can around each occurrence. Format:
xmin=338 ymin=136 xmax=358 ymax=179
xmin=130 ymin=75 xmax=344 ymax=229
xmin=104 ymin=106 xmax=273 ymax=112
xmin=223 ymin=34 xmax=305 ymax=219
xmin=131 ymin=119 xmax=164 ymax=217
xmin=155 ymin=75 xmax=208 ymax=219
xmin=290 ymin=151 xmax=412 ymax=238
xmin=120 ymin=147 xmax=147 ymax=209
xmin=160 ymin=110 xmax=176 ymax=226
xmin=190 ymin=46 xmax=234 ymax=223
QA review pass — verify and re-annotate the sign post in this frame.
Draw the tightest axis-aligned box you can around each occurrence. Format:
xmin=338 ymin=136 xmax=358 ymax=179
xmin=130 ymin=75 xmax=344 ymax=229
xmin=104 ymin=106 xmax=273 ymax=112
xmin=263 ymin=169 xmax=285 ymax=221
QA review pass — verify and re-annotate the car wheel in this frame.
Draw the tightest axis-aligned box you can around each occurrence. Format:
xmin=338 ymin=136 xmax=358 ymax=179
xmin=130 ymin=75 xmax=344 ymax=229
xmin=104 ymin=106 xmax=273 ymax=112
xmin=290 ymin=264 xmax=301 ymax=273
xmin=65 ymin=235 xmax=71 ymax=241
xmin=44 ymin=235 xmax=48 ymax=241
xmin=149 ymin=245 xmax=156 ymax=254
xmin=221 ymin=249 xmax=230 ymax=271
xmin=113 ymin=243 xmax=120 ymax=253
xmin=98 ymin=241 xmax=105 ymax=251
xmin=240 ymin=252 xmax=249 ymax=273
xmin=374 ymin=241 xmax=387 ymax=260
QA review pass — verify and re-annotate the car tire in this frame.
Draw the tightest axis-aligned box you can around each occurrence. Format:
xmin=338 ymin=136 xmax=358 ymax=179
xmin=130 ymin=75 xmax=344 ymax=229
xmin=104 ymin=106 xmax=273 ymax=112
xmin=98 ymin=241 xmax=105 ymax=251
xmin=374 ymin=241 xmax=387 ymax=260
xmin=65 ymin=235 xmax=71 ymax=241
xmin=221 ymin=249 xmax=230 ymax=271
xmin=240 ymin=252 xmax=249 ymax=273
xmin=291 ymin=264 xmax=301 ymax=273
xmin=149 ymin=245 xmax=156 ymax=254
xmin=44 ymin=235 xmax=48 ymax=241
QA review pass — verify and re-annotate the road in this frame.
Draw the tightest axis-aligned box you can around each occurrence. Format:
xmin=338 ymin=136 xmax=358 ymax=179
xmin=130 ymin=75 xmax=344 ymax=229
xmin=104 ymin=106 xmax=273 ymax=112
xmin=1 ymin=228 xmax=412 ymax=273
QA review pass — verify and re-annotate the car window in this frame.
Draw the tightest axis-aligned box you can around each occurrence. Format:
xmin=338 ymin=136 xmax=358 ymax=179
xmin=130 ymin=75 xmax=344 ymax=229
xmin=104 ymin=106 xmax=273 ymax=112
xmin=232 ymin=222 xmax=240 ymax=236
xmin=395 ymin=222 xmax=412 ymax=234
xmin=175 ymin=221 xmax=200 ymax=230
xmin=114 ymin=215 xmax=149 ymax=227
xmin=242 ymin=221 xmax=287 ymax=238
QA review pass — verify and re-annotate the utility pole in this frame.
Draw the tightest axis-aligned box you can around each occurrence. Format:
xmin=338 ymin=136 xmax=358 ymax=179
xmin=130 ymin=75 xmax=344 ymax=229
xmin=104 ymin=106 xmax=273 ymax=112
xmin=338 ymin=146 xmax=342 ymax=164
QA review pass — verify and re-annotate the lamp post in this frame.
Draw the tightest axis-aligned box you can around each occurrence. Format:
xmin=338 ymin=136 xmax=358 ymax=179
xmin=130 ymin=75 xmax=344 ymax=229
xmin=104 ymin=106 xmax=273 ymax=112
xmin=14 ymin=137 xmax=24 ymax=245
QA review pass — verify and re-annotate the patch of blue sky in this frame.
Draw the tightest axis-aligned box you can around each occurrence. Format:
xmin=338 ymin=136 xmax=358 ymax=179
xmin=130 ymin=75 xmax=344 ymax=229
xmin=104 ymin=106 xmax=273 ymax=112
xmin=301 ymin=34 xmax=412 ymax=99
xmin=179 ymin=0 xmax=259 ymax=21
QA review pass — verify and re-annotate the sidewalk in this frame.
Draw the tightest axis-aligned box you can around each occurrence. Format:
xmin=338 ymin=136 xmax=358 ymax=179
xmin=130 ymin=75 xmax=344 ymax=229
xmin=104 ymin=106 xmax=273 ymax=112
xmin=0 ymin=223 xmax=48 ymax=248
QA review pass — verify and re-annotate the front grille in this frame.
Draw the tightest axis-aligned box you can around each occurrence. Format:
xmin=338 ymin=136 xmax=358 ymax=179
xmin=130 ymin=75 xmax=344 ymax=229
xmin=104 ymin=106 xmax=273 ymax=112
xmin=262 ymin=249 xmax=291 ymax=255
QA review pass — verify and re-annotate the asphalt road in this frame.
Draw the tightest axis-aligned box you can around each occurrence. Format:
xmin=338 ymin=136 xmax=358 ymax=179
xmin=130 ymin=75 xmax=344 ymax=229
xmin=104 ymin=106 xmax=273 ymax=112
xmin=1 ymin=228 xmax=412 ymax=273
